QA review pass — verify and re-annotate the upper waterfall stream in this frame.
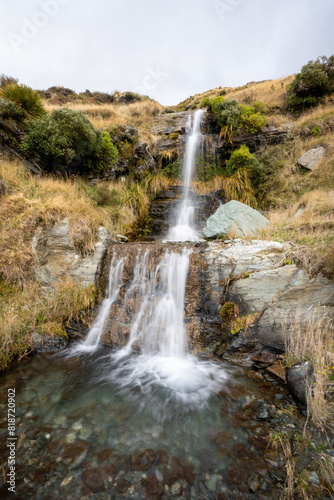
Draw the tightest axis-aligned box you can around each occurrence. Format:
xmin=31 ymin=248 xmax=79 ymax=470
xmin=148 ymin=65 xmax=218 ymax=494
xmin=167 ymin=108 xmax=204 ymax=242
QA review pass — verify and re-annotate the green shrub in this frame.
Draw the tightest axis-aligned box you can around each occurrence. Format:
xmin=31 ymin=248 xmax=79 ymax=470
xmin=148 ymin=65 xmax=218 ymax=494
xmin=288 ymin=56 xmax=334 ymax=112
xmin=222 ymin=145 xmax=258 ymax=207
xmin=212 ymin=98 xmax=242 ymax=131
xmin=25 ymin=108 xmax=103 ymax=171
xmin=94 ymin=131 xmax=118 ymax=171
xmin=225 ymin=145 xmax=259 ymax=177
xmin=219 ymin=89 xmax=227 ymax=96
xmin=240 ymin=105 xmax=266 ymax=133
xmin=211 ymin=99 xmax=265 ymax=141
xmin=195 ymin=155 xmax=224 ymax=181
xmin=310 ymin=125 xmax=321 ymax=137
xmin=251 ymin=149 xmax=285 ymax=207
xmin=163 ymin=159 xmax=182 ymax=179
xmin=0 ymin=84 xmax=46 ymax=120
xmin=252 ymin=101 xmax=264 ymax=113
xmin=0 ymin=97 xmax=25 ymax=121
xmin=200 ymin=96 xmax=211 ymax=108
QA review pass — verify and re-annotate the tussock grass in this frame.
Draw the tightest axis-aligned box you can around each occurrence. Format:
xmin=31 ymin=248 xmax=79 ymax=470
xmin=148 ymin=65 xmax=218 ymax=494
xmin=44 ymin=100 xmax=163 ymax=144
xmin=141 ymin=169 xmax=171 ymax=197
xmin=0 ymin=278 xmax=96 ymax=370
xmin=286 ymin=313 xmax=334 ymax=432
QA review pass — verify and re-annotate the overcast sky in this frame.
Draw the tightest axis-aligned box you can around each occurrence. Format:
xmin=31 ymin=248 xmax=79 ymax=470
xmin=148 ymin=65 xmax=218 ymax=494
xmin=0 ymin=0 xmax=333 ymax=105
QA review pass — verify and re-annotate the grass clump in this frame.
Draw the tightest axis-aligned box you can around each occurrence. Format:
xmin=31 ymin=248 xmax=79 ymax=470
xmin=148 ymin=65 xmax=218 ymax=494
xmin=0 ymin=83 xmax=46 ymax=120
xmin=286 ymin=313 xmax=334 ymax=432
xmin=0 ymin=278 xmax=96 ymax=370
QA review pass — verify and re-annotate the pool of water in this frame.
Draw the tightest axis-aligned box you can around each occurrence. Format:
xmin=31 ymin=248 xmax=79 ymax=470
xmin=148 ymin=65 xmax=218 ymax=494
xmin=0 ymin=349 xmax=285 ymax=499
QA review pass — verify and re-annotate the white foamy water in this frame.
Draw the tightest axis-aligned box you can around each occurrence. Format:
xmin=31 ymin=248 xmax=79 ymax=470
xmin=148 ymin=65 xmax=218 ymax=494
xmin=110 ymin=246 xmax=229 ymax=405
xmin=167 ymin=108 xmax=204 ymax=242
xmin=68 ymin=253 xmax=124 ymax=355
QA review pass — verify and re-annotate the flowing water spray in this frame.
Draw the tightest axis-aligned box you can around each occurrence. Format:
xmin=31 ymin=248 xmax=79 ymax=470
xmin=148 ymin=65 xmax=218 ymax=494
xmin=167 ymin=108 xmax=204 ymax=242
xmin=68 ymin=253 xmax=124 ymax=355
xmin=109 ymin=246 xmax=229 ymax=407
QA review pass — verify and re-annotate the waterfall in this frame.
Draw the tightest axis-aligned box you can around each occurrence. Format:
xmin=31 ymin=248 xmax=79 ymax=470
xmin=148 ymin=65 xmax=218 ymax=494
xmin=167 ymin=108 xmax=204 ymax=242
xmin=69 ymin=253 xmax=124 ymax=354
xmin=121 ymin=248 xmax=191 ymax=358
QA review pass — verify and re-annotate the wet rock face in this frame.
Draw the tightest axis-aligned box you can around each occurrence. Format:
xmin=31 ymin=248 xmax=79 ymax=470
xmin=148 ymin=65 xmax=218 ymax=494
xmin=33 ymin=218 xmax=112 ymax=294
xmin=145 ymin=186 xmax=220 ymax=240
xmin=152 ymin=110 xmax=291 ymax=171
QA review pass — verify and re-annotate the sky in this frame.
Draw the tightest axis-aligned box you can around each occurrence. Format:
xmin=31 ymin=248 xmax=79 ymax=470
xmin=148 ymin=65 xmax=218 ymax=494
xmin=0 ymin=0 xmax=333 ymax=105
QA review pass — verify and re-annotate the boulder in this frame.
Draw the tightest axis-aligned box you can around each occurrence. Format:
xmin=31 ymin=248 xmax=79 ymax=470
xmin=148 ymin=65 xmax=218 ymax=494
xmin=33 ymin=219 xmax=111 ymax=294
xmin=203 ymin=200 xmax=269 ymax=239
xmin=286 ymin=361 xmax=314 ymax=405
xmin=297 ymin=146 xmax=325 ymax=171
xmin=32 ymin=332 xmax=67 ymax=353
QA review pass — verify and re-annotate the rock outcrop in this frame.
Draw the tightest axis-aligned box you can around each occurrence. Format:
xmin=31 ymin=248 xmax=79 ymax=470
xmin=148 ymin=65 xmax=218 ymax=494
xmin=297 ymin=146 xmax=325 ymax=171
xmin=204 ymin=240 xmax=334 ymax=357
xmin=151 ymin=110 xmax=291 ymax=172
xmin=33 ymin=219 xmax=111 ymax=294
xmin=203 ymin=200 xmax=270 ymax=239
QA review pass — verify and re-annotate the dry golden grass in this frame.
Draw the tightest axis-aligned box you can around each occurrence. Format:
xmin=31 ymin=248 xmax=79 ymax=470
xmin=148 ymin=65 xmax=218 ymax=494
xmin=0 ymin=159 xmax=148 ymax=283
xmin=286 ymin=312 xmax=334 ymax=432
xmin=228 ymin=75 xmax=294 ymax=109
xmin=44 ymin=99 xmax=163 ymax=144
xmin=261 ymin=187 xmax=334 ymax=273
xmin=174 ymin=75 xmax=295 ymax=112
xmin=0 ymin=277 xmax=96 ymax=370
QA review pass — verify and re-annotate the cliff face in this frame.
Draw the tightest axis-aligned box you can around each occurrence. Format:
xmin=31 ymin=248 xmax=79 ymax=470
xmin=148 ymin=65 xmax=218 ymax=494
xmin=151 ymin=110 xmax=291 ymax=169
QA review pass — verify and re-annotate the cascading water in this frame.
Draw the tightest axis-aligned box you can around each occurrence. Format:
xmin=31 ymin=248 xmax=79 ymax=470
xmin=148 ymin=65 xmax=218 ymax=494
xmin=167 ymin=108 xmax=204 ymax=242
xmin=68 ymin=253 xmax=124 ymax=354
xmin=108 ymin=246 xmax=228 ymax=407
xmin=124 ymin=248 xmax=190 ymax=357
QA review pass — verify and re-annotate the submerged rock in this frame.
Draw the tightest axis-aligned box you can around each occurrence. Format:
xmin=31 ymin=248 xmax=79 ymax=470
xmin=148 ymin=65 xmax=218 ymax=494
xmin=203 ymin=200 xmax=269 ymax=239
xmin=32 ymin=332 xmax=67 ymax=353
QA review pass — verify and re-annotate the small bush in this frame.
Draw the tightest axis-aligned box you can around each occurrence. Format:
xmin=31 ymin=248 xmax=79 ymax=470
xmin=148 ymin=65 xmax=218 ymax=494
xmin=288 ymin=56 xmax=334 ymax=112
xmin=240 ymin=105 xmax=266 ymax=133
xmin=225 ymin=144 xmax=259 ymax=176
xmin=211 ymin=98 xmax=265 ymax=140
xmin=25 ymin=108 xmax=103 ymax=172
xmin=223 ymin=145 xmax=258 ymax=207
xmin=0 ymin=97 xmax=25 ymax=121
xmin=310 ymin=125 xmax=321 ymax=137
xmin=200 ymin=96 xmax=211 ymax=108
xmin=0 ymin=83 xmax=46 ymax=119
xmin=94 ymin=131 xmax=118 ymax=171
